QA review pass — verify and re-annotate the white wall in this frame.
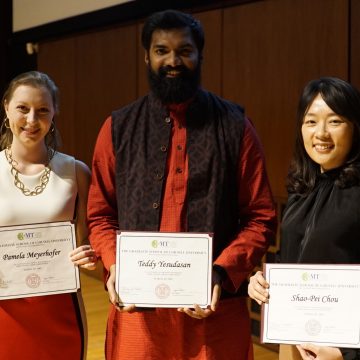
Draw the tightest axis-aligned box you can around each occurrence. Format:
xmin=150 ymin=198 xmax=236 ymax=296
xmin=13 ymin=0 xmax=134 ymax=32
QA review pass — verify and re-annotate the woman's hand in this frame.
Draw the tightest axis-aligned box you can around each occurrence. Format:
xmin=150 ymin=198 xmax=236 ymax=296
xmin=70 ymin=244 xmax=97 ymax=270
xmin=248 ymin=270 xmax=269 ymax=305
xmin=296 ymin=344 xmax=343 ymax=360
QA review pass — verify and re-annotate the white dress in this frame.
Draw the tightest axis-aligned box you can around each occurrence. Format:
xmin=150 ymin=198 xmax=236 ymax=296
xmin=0 ymin=150 xmax=85 ymax=360
xmin=0 ymin=150 xmax=77 ymax=225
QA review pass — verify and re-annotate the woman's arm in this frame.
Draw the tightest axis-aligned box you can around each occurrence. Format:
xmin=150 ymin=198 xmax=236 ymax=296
xmin=69 ymin=160 xmax=97 ymax=270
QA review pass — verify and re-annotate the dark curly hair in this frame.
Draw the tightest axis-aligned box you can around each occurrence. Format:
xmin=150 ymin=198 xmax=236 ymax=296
xmin=287 ymin=77 xmax=360 ymax=194
xmin=141 ymin=9 xmax=204 ymax=55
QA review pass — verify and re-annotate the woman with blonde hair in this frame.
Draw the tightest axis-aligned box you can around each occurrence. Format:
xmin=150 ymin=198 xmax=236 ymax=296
xmin=0 ymin=71 xmax=97 ymax=359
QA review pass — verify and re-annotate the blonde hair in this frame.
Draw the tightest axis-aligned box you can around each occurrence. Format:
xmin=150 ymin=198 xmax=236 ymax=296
xmin=0 ymin=71 xmax=61 ymax=150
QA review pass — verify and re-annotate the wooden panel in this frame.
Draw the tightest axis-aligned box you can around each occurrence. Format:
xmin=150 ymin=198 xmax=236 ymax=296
xmin=223 ymin=0 xmax=348 ymax=197
xmin=38 ymin=37 xmax=77 ymax=156
xmin=80 ymin=272 xmax=108 ymax=360
xmin=74 ymin=24 xmax=138 ymax=166
xmin=137 ymin=22 xmax=148 ymax=98
xmin=193 ymin=9 xmax=222 ymax=96
xmin=137 ymin=9 xmax=222 ymax=98
xmin=39 ymin=24 xmax=138 ymax=167
xmin=351 ymin=0 xmax=360 ymax=89
xmin=0 ymin=0 xmax=12 ymax=94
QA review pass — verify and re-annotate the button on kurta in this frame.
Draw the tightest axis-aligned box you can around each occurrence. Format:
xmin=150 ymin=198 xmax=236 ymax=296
xmin=176 ymin=167 xmax=183 ymax=174
xmin=160 ymin=145 xmax=167 ymax=152
xmin=152 ymin=202 xmax=160 ymax=209
xmin=155 ymin=172 xmax=164 ymax=180
xmin=165 ymin=117 xmax=171 ymax=124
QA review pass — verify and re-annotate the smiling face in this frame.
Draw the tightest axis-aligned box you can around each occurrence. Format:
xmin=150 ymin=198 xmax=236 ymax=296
xmin=144 ymin=27 xmax=201 ymax=104
xmin=4 ymin=85 xmax=54 ymax=149
xmin=302 ymin=94 xmax=354 ymax=172
xmin=145 ymin=27 xmax=199 ymax=76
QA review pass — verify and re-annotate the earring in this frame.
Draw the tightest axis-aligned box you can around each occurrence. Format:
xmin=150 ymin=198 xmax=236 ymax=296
xmin=49 ymin=121 xmax=55 ymax=133
xmin=4 ymin=117 xmax=10 ymax=129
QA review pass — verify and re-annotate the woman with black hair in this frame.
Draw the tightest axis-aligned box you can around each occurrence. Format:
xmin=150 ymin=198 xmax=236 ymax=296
xmin=248 ymin=77 xmax=360 ymax=360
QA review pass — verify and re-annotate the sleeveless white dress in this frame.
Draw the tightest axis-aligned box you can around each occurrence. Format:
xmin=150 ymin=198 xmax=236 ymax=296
xmin=0 ymin=150 xmax=84 ymax=359
xmin=0 ymin=150 xmax=77 ymax=224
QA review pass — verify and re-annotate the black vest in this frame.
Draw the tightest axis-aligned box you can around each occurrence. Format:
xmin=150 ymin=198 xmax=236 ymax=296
xmin=111 ymin=89 xmax=244 ymax=259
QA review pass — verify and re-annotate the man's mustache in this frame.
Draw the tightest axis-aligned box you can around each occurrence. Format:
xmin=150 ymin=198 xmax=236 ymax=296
xmin=158 ymin=65 xmax=189 ymax=77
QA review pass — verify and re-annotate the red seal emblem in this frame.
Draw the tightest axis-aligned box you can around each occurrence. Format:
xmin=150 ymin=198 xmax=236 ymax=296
xmin=155 ymin=283 xmax=170 ymax=299
xmin=26 ymin=273 xmax=41 ymax=288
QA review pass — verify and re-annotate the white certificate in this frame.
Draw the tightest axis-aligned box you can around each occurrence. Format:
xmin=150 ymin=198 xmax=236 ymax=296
xmin=115 ymin=231 xmax=213 ymax=308
xmin=0 ymin=221 xmax=79 ymax=300
xmin=261 ymin=263 xmax=360 ymax=348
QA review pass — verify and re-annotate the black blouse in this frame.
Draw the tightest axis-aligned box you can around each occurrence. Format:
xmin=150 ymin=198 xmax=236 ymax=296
xmin=281 ymin=169 xmax=360 ymax=264
xmin=280 ymin=168 xmax=360 ymax=359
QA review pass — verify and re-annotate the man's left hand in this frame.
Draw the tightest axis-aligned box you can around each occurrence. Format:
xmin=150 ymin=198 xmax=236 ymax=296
xmin=177 ymin=269 xmax=222 ymax=319
xmin=296 ymin=344 xmax=343 ymax=360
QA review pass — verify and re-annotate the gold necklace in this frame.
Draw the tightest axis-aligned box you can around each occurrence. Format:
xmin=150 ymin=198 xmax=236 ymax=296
xmin=5 ymin=147 xmax=53 ymax=196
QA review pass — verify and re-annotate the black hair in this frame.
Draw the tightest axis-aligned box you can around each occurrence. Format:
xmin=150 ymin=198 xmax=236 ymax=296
xmin=141 ymin=9 xmax=205 ymax=54
xmin=287 ymin=77 xmax=360 ymax=194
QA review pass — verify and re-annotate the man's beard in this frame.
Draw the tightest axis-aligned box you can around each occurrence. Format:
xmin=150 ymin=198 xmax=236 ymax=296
xmin=147 ymin=63 xmax=201 ymax=104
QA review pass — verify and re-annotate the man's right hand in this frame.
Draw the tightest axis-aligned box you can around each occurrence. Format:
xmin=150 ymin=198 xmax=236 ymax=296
xmin=107 ymin=264 xmax=136 ymax=312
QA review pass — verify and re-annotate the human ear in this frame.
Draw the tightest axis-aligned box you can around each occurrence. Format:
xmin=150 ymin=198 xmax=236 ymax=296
xmin=4 ymin=100 xmax=9 ymax=115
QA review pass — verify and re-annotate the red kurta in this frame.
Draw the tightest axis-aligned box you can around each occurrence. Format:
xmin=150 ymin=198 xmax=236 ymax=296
xmin=88 ymin=103 xmax=276 ymax=360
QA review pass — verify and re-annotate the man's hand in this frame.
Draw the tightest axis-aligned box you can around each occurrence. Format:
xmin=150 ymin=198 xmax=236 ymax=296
xmin=107 ymin=264 xmax=136 ymax=312
xmin=177 ymin=269 xmax=222 ymax=319
xmin=296 ymin=344 xmax=343 ymax=360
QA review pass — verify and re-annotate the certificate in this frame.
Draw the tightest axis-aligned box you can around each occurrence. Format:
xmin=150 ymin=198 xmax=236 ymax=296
xmin=261 ymin=263 xmax=360 ymax=348
xmin=115 ymin=231 xmax=213 ymax=308
xmin=0 ymin=221 xmax=79 ymax=300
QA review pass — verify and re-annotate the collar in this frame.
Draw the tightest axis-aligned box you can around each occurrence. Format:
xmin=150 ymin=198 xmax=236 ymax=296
xmin=167 ymin=97 xmax=194 ymax=114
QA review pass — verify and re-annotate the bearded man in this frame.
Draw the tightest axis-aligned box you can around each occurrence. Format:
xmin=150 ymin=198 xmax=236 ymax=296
xmin=88 ymin=9 xmax=276 ymax=360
